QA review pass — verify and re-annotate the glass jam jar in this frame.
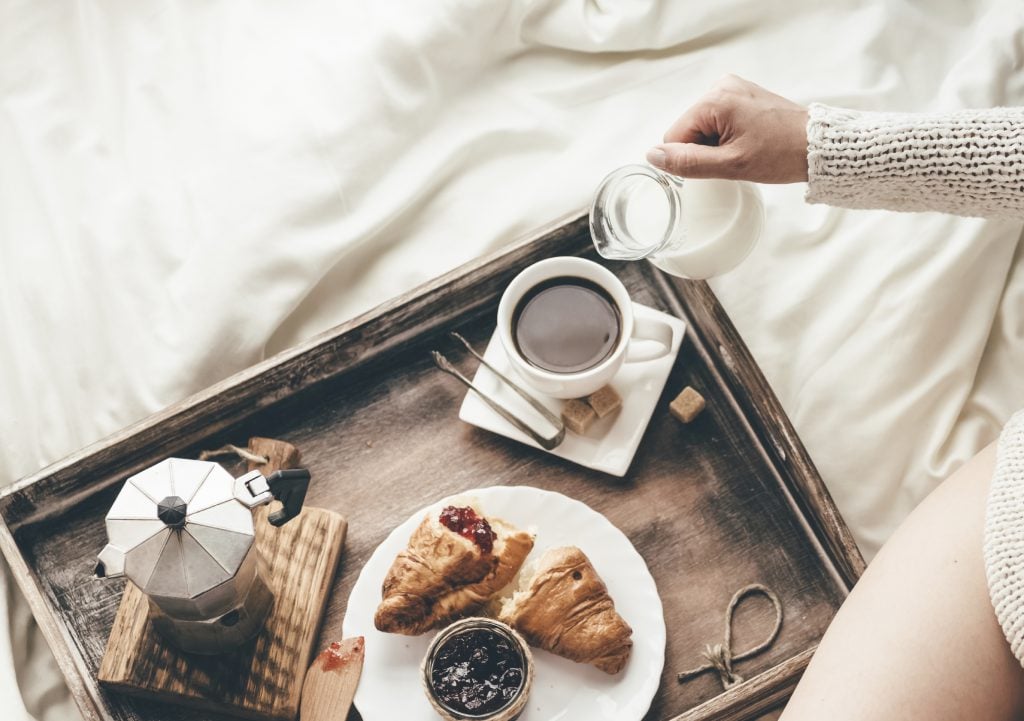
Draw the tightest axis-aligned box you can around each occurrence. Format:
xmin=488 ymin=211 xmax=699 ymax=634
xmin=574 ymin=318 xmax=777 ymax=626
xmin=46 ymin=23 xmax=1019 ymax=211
xmin=421 ymin=617 xmax=534 ymax=721
xmin=590 ymin=164 xmax=765 ymax=280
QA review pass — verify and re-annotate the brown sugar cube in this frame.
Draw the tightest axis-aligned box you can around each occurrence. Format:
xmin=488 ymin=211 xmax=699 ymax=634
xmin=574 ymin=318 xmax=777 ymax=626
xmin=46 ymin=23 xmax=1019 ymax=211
xmin=670 ymin=386 xmax=705 ymax=424
xmin=561 ymin=399 xmax=598 ymax=435
xmin=586 ymin=385 xmax=622 ymax=419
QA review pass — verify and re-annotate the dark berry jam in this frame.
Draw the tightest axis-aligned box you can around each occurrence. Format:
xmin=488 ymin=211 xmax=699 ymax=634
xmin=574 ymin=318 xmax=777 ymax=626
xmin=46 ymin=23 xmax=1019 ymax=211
xmin=439 ymin=505 xmax=496 ymax=554
xmin=429 ymin=627 xmax=525 ymax=716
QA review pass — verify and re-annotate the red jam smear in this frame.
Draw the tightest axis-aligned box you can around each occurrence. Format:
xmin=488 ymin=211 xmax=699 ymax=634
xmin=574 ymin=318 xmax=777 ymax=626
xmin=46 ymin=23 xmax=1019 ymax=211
xmin=319 ymin=637 xmax=364 ymax=671
xmin=439 ymin=505 xmax=496 ymax=554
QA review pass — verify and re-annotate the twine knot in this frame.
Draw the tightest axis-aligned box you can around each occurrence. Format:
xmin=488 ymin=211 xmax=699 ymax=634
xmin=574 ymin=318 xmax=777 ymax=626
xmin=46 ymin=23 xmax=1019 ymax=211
xmin=677 ymin=584 xmax=783 ymax=690
xmin=699 ymin=642 xmax=742 ymax=688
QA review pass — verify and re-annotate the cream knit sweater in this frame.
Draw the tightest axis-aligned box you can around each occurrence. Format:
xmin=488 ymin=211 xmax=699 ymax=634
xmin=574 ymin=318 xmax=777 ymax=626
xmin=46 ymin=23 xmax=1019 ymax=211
xmin=806 ymin=103 xmax=1024 ymax=664
xmin=807 ymin=103 xmax=1024 ymax=218
xmin=986 ymin=410 xmax=1024 ymax=663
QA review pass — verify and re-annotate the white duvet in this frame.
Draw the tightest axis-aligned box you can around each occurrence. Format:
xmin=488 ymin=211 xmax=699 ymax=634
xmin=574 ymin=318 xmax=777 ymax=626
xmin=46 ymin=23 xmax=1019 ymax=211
xmin=2 ymin=1 xmax=1023 ymax=718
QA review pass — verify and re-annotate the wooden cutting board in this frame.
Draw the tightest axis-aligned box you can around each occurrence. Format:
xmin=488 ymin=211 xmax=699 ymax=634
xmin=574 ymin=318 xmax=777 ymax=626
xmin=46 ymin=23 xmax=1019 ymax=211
xmin=98 ymin=439 xmax=346 ymax=721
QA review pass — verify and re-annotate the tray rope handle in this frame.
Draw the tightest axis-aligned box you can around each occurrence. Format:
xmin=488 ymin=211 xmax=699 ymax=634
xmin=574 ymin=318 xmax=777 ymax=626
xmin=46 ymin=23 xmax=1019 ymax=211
xmin=199 ymin=443 xmax=270 ymax=466
xmin=676 ymin=583 xmax=783 ymax=690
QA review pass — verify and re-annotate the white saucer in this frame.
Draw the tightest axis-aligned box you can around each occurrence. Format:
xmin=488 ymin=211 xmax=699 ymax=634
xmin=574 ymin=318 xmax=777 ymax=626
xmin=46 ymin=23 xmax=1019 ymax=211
xmin=458 ymin=303 xmax=686 ymax=476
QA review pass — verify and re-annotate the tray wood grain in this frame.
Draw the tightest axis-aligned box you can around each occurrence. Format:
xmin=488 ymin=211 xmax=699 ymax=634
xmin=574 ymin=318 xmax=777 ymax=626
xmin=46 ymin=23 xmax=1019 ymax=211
xmin=0 ymin=212 xmax=865 ymax=721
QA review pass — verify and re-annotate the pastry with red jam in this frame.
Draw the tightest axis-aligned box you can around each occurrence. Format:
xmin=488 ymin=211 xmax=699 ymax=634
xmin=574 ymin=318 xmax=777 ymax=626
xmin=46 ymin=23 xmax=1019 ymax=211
xmin=374 ymin=503 xmax=534 ymax=636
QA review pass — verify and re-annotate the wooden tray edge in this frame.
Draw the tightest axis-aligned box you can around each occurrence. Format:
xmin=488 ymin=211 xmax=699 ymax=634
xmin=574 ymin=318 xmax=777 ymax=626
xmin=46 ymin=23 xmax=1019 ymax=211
xmin=668 ymin=647 xmax=814 ymax=721
xmin=0 ymin=515 xmax=105 ymax=721
xmin=658 ymin=275 xmax=866 ymax=586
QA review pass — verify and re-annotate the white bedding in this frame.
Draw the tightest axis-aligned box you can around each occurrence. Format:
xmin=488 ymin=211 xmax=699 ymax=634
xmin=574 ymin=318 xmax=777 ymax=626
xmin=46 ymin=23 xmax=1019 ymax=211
xmin=3 ymin=1 xmax=1024 ymax=718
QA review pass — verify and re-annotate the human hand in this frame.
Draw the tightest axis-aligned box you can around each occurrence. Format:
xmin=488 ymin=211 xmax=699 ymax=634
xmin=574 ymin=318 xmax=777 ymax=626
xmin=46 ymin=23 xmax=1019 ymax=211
xmin=646 ymin=75 xmax=809 ymax=183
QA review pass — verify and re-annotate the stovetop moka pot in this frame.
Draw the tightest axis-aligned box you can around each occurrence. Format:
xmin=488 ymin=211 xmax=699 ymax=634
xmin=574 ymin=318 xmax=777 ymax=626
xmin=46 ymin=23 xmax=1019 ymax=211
xmin=95 ymin=458 xmax=309 ymax=655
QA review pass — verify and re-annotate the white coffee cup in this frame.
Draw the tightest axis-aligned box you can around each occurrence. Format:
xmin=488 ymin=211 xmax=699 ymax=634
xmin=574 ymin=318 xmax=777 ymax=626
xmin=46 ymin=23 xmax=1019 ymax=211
xmin=497 ymin=257 xmax=676 ymax=399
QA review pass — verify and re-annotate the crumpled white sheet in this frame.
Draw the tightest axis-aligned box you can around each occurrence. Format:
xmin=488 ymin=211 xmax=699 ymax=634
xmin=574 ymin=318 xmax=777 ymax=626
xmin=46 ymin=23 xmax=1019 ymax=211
xmin=2 ymin=0 xmax=1023 ymax=718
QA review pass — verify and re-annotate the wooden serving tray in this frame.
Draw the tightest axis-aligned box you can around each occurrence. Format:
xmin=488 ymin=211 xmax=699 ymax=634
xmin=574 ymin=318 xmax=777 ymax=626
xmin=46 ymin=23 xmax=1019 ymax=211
xmin=0 ymin=213 xmax=865 ymax=721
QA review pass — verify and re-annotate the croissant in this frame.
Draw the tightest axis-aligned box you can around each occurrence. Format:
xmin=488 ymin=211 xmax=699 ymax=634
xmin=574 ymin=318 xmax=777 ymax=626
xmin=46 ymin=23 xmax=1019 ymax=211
xmin=498 ymin=546 xmax=632 ymax=674
xmin=374 ymin=505 xmax=534 ymax=636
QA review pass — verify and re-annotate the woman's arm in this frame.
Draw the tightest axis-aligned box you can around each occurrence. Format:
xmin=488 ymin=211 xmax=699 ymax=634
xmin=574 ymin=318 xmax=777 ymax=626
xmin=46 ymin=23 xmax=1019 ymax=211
xmin=647 ymin=76 xmax=1024 ymax=219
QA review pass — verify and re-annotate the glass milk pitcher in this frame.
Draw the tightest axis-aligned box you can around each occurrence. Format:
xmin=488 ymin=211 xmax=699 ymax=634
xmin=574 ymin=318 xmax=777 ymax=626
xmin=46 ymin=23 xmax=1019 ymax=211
xmin=590 ymin=164 xmax=765 ymax=280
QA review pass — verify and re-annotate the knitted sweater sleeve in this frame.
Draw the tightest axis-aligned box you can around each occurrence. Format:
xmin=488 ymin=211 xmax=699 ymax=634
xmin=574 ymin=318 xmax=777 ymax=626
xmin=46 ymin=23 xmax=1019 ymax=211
xmin=805 ymin=103 xmax=1024 ymax=219
xmin=985 ymin=410 xmax=1024 ymax=667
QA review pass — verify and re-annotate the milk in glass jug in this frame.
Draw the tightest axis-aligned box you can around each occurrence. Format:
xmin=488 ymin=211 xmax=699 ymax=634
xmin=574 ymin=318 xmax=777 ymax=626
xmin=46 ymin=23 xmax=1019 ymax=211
xmin=590 ymin=164 xmax=765 ymax=280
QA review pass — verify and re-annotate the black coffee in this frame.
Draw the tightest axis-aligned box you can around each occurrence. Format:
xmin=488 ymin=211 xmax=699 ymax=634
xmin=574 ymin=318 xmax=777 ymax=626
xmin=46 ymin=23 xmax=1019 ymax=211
xmin=512 ymin=276 xmax=621 ymax=373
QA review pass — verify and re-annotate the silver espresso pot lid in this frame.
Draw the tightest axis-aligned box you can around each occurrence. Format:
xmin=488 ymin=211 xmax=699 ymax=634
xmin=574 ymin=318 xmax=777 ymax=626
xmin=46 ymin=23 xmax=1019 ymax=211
xmin=95 ymin=458 xmax=309 ymax=599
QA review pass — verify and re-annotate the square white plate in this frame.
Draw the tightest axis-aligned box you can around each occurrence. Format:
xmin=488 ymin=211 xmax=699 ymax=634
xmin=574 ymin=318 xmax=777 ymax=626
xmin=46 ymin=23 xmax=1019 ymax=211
xmin=458 ymin=303 xmax=687 ymax=476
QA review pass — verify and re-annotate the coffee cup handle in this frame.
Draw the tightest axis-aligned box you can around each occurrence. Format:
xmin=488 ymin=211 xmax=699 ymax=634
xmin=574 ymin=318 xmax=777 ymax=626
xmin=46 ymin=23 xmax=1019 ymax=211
xmin=624 ymin=311 xmax=675 ymax=363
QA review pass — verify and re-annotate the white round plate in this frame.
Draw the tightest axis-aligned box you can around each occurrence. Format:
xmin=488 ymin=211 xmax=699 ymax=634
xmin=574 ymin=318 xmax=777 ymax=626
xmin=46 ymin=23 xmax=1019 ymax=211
xmin=342 ymin=485 xmax=666 ymax=721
